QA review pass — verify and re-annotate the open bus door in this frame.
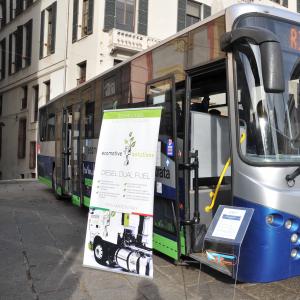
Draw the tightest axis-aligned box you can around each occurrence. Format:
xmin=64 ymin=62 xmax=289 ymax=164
xmin=184 ymin=60 xmax=233 ymax=274
xmin=145 ymin=75 xmax=183 ymax=261
xmin=62 ymin=107 xmax=72 ymax=195
xmin=61 ymin=104 xmax=82 ymax=203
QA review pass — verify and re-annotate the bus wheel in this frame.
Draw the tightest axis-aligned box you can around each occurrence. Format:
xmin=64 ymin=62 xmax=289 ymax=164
xmin=52 ymin=166 xmax=61 ymax=200
xmin=93 ymin=236 xmax=109 ymax=266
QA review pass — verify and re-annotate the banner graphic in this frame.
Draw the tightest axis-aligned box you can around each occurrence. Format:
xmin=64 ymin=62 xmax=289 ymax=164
xmin=83 ymin=108 xmax=162 ymax=278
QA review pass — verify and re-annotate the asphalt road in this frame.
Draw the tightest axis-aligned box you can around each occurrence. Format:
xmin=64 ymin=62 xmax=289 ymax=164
xmin=0 ymin=180 xmax=300 ymax=300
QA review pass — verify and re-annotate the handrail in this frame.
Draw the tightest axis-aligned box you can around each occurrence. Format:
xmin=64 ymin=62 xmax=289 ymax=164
xmin=204 ymin=133 xmax=246 ymax=213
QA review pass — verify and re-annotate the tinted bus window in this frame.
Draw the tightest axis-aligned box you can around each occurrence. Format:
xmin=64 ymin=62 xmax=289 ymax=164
xmin=39 ymin=108 xmax=47 ymax=141
xmin=85 ymin=101 xmax=94 ymax=138
xmin=47 ymin=114 xmax=55 ymax=141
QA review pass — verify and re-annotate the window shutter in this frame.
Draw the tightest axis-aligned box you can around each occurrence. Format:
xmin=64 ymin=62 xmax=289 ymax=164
xmin=138 ymin=0 xmax=148 ymax=35
xmin=18 ymin=118 xmax=26 ymax=159
xmin=87 ymin=0 xmax=94 ymax=34
xmin=39 ymin=10 xmax=44 ymax=59
xmin=1 ymin=39 xmax=5 ymax=79
xmin=9 ymin=0 xmax=13 ymax=21
xmin=203 ymin=4 xmax=211 ymax=19
xmin=104 ymin=0 xmax=115 ymax=32
xmin=177 ymin=0 xmax=186 ymax=32
xmin=1 ymin=0 xmax=6 ymax=27
xmin=26 ymin=19 xmax=32 ymax=66
xmin=72 ymin=0 xmax=79 ymax=42
xmin=8 ymin=34 xmax=12 ymax=75
xmin=15 ymin=26 xmax=23 ymax=72
xmin=15 ymin=0 xmax=22 ymax=16
xmin=51 ymin=2 xmax=57 ymax=53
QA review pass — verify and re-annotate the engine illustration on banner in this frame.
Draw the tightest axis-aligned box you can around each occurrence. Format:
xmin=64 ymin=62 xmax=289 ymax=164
xmin=87 ymin=209 xmax=153 ymax=276
xmin=83 ymin=107 xmax=162 ymax=278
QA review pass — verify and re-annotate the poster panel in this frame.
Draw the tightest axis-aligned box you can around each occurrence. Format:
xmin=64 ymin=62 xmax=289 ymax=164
xmin=83 ymin=108 xmax=162 ymax=278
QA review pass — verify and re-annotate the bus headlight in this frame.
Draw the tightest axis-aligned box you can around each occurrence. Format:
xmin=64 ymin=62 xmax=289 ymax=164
xmin=291 ymin=249 xmax=298 ymax=258
xmin=285 ymin=219 xmax=293 ymax=230
xmin=291 ymin=233 xmax=298 ymax=243
xmin=266 ymin=215 xmax=274 ymax=224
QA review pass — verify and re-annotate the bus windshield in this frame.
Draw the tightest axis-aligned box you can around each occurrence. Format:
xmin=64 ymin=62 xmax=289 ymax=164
xmin=235 ymin=15 xmax=300 ymax=164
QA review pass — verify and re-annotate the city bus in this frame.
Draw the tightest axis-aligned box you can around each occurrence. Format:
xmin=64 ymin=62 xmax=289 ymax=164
xmin=38 ymin=3 xmax=300 ymax=282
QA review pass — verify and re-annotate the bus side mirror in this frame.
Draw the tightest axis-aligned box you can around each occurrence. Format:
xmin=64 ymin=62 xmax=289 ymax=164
xmin=221 ymin=26 xmax=285 ymax=93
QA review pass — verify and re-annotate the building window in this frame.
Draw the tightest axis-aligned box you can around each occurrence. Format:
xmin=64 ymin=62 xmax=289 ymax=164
xmin=8 ymin=32 xmax=16 ymax=75
xmin=186 ymin=1 xmax=201 ymax=27
xmin=116 ymin=0 xmax=135 ymax=32
xmin=40 ymin=2 xmax=57 ymax=58
xmin=23 ymin=19 xmax=32 ymax=68
xmin=18 ymin=118 xmax=26 ymax=159
xmin=77 ymin=61 xmax=86 ymax=85
xmin=271 ymin=0 xmax=288 ymax=7
xmin=21 ymin=86 xmax=27 ymax=109
xmin=29 ymin=141 xmax=36 ymax=169
xmin=72 ymin=0 xmax=94 ymax=42
xmin=0 ymin=39 xmax=5 ymax=80
xmin=177 ymin=0 xmax=211 ymax=31
xmin=33 ymin=85 xmax=39 ymax=122
xmin=8 ymin=20 xmax=32 ymax=75
xmin=44 ymin=80 xmax=50 ymax=103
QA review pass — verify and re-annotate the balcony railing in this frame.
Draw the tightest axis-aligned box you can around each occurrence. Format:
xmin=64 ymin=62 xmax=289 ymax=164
xmin=109 ymin=28 xmax=160 ymax=54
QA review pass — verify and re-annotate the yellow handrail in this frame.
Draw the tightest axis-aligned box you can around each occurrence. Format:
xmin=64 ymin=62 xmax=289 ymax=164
xmin=204 ymin=133 xmax=246 ymax=213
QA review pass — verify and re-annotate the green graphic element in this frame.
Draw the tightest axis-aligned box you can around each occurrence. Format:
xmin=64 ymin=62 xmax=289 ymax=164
xmin=38 ymin=176 xmax=52 ymax=188
xmin=72 ymin=195 xmax=81 ymax=207
xmin=124 ymin=132 xmax=136 ymax=166
xmin=103 ymin=108 xmax=162 ymax=119
xmin=153 ymin=232 xmax=186 ymax=260
xmin=89 ymin=206 xmax=109 ymax=211
xmin=84 ymin=178 xmax=93 ymax=187
xmin=83 ymin=196 xmax=90 ymax=207
xmin=56 ymin=186 xmax=62 ymax=196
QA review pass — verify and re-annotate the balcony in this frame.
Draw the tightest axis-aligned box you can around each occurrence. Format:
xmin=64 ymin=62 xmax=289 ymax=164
xmin=109 ymin=28 xmax=160 ymax=54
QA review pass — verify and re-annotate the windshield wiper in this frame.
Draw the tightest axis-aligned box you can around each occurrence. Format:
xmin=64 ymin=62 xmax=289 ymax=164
xmin=285 ymin=167 xmax=300 ymax=187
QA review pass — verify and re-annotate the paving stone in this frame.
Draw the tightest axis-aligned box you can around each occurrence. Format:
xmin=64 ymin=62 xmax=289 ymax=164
xmin=24 ymin=245 xmax=65 ymax=266
xmin=39 ymin=288 xmax=90 ymax=300
xmin=19 ymin=223 xmax=56 ymax=248
xmin=14 ymin=208 xmax=41 ymax=224
xmin=30 ymin=262 xmax=80 ymax=294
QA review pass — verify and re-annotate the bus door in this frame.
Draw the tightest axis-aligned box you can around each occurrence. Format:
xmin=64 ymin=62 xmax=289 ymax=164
xmin=184 ymin=60 xmax=232 ymax=257
xmin=62 ymin=107 xmax=73 ymax=195
xmin=71 ymin=103 xmax=82 ymax=206
xmin=146 ymin=75 xmax=182 ymax=261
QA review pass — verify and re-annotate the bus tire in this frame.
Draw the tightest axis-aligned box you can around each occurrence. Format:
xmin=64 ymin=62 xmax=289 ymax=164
xmin=52 ymin=166 xmax=61 ymax=200
xmin=93 ymin=236 xmax=109 ymax=266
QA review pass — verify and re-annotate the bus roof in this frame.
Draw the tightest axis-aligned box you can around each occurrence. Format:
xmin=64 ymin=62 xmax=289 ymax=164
xmin=40 ymin=2 xmax=300 ymax=110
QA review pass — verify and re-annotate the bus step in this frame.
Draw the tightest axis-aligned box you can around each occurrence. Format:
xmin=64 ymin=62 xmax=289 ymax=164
xmin=189 ymin=252 xmax=233 ymax=277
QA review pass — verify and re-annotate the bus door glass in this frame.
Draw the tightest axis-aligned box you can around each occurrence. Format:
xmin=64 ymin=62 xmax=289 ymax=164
xmin=186 ymin=61 xmax=231 ymax=238
xmin=62 ymin=107 xmax=72 ymax=195
xmin=146 ymin=76 xmax=181 ymax=256
xmin=72 ymin=103 xmax=82 ymax=205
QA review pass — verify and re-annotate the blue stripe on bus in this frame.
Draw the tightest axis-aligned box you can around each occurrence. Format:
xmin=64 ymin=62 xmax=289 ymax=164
xmin=234 ymin=197 xmax=300 ymax=283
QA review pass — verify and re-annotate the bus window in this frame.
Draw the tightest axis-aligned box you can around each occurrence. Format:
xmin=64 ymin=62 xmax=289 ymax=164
xmin=46 ymin=113 xmax=55 ymax=141
xmin=85 ymin=101 xmax=95 ymax=138
xmin=39 ymin=108 xmax=47 ymax=141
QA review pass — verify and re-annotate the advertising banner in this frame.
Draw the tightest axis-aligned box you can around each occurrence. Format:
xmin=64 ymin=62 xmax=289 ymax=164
xmin=83 ymin=107 xmax=162 ymax=278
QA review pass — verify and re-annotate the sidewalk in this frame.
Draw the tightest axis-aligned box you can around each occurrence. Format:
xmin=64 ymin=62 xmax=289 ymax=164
xmin=0 ymin=181 xmax=299 ymax=299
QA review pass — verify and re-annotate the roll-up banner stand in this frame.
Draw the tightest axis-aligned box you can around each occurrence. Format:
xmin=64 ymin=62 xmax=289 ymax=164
xmin=83 ymin=107 xmax=162 ymax=278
